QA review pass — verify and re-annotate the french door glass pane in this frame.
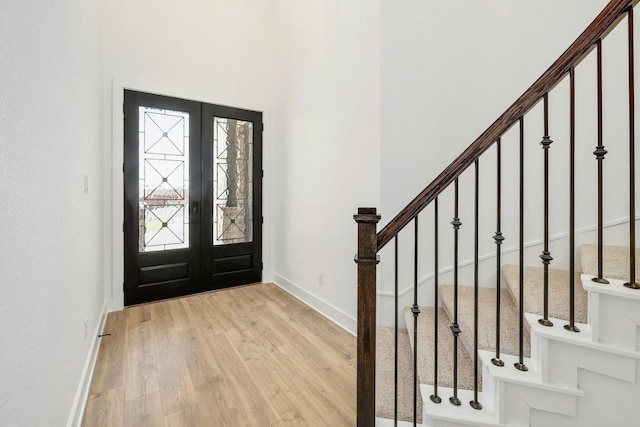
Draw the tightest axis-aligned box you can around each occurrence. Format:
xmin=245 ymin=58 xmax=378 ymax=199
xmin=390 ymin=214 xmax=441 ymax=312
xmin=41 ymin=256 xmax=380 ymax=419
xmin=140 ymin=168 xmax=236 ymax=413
xmin=138 ymin=106 xmax=190 ymax=252
xmin=213 ymin=117 xmax=253 ymax=245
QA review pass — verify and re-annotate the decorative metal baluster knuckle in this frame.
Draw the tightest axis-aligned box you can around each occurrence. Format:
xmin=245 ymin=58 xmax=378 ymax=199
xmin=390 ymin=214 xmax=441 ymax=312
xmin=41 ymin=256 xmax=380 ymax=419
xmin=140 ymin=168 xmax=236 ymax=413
xmin=540 ymin=251 xmax=553 ymax=264
xmin=450 ymin=323 xmax=461 ymax=336
xmin=540 ymin=135 xmax=553 ymax=148
xmin=451 ymin=217 xmax=462 ymax=229
xmin=493 ymin=232 xmax=505 ymax=244
xmin=593 ymin=146 xmax=608 ymax=159
xmin=411 ymin=305 xmax=421 ymax=316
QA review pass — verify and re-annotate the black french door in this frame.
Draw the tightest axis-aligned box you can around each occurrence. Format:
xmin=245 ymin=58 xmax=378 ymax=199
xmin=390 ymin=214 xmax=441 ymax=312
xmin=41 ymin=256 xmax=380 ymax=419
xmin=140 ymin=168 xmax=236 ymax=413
xmin=124 ymin=90 xmax=262 ymax=306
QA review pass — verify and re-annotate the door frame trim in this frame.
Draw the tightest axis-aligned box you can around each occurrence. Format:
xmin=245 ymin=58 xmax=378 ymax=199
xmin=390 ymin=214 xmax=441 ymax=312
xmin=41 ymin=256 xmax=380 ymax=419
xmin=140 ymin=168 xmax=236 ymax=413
xmin=106 ymin=80 xmax=272 ymax=311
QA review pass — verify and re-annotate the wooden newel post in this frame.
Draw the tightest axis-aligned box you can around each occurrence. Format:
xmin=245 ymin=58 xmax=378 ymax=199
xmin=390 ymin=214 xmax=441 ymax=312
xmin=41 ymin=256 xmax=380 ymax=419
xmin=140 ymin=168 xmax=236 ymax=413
xmin=354 ymin=207 xmax=381 ymax=427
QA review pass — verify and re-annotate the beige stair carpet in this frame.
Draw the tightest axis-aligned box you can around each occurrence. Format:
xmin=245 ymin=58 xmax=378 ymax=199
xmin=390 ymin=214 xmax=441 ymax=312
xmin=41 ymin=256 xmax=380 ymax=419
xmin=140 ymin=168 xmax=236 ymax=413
xmin=376 ymin=307 xmax=478 ymax=423
xmin=440 ymin=284 xmax=530 ymax=358
xmin=376 ymin=261 xmax=592 ymax=421
xmin=502 ymin=265 xmax=587 ymax=324
xmin=404 ymin=307 xmax=477 ymax=392
xmin=580 ymin=244 xmax=640 ymax=282
xmin=376 ymin=326 xmax=423 ymax=423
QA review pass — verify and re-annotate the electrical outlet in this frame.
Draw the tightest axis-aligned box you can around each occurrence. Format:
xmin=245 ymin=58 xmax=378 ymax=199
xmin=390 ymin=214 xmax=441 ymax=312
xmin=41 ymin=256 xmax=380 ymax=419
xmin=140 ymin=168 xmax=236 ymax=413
xmin=84 ymin=318 xmax=89 ymax=339
xmin=317 ymin=273 xmax=323 ymax=286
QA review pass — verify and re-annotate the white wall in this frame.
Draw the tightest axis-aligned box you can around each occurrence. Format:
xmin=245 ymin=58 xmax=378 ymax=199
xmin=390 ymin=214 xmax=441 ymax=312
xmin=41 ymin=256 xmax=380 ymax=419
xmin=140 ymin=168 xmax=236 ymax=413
xmin=270 ymin=0 xmax=381 ymax=334
xmin=0 ymin=0 xmax=105 ymax=425
xmin=100 ymin=0 xmax=277 ymax=309
xmin=377 ymin=0 xmax=637 ymax=322
xmin=381 ymin=0 xmax=608 ymax=221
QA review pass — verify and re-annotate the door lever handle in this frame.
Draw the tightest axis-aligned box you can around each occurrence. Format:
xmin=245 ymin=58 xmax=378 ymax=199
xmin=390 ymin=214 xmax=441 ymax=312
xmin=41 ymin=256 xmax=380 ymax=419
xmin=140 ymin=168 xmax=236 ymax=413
xmin=192 ymin=201 xmax=200 ymax=215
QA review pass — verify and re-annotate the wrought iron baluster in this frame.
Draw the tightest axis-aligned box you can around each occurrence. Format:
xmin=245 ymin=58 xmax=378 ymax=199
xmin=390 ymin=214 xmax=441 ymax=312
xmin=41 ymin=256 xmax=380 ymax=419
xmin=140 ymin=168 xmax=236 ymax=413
xmin=593 ymin=39 xmax=610 ymax=285
xmin=394 ymin=236 xmax=399 ymax=423
xmin=450 ymin=179 xmax=462 ymax=406
xmin=412 ymin=217 xmax=420 ymax=426
xmin=540 ymin=93 xmax=555 ymax=327
xmin=492 ymin=139 xmax=505 ymax=366
xmin=431 ymin=199 xmax=442 ymax=404
xmin=625 ymin=8 xmax=640 ymax=290
xmin=515 ymin=117 xmax=529 ymax=371
xmin=471 ymin=160 xmax=482 ymax=410
xmin=565 ymin=68 xmax=581 ymax=333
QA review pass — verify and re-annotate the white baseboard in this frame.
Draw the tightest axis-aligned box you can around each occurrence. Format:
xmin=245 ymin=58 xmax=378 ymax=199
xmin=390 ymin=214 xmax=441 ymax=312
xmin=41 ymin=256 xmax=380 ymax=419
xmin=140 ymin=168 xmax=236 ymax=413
xmin=67 ymin=300 xmax=110 ymax=427
xmin=272 ymin=273 xmax=357 ymax=336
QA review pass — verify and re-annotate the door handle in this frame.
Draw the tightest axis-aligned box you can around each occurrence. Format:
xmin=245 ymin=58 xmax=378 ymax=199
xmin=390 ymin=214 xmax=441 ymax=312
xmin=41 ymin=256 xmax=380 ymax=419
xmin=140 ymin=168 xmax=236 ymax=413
xmin=192 ymin=201 xmax=200 ymax=215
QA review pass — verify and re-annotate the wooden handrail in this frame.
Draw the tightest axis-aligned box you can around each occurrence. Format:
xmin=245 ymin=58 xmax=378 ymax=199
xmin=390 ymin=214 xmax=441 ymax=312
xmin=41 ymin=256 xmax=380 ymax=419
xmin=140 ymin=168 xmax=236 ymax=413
xmin=377 ymin=0 xmax=639 ymax=251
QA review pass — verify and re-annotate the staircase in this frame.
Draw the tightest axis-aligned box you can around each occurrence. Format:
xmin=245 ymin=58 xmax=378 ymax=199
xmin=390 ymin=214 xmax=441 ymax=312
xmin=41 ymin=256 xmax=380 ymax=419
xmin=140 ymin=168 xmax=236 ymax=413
xmin=376 ymin=244 xmax=640 ymax=426
xmin=354 ymin=1 xmax=640 ymax=426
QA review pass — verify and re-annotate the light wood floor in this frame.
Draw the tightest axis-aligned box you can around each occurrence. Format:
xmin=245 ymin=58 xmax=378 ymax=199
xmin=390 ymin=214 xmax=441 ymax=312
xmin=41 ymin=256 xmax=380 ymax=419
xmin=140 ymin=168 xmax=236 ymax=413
xmin=82 ymin=283 xmax=356 ymax=426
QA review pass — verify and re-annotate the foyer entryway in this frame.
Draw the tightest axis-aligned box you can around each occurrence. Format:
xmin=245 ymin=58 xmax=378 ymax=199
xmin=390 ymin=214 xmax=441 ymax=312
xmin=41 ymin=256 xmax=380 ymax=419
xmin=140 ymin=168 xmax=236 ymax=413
xmin=123 ymin=90 xmax=263 ymax=306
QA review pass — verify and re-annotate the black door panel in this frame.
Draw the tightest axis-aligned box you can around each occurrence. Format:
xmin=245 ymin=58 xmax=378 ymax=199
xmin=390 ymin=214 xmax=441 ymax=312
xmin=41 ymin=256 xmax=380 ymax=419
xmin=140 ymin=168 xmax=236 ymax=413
xmin=124 ymin=90 xmax=262 ymax=305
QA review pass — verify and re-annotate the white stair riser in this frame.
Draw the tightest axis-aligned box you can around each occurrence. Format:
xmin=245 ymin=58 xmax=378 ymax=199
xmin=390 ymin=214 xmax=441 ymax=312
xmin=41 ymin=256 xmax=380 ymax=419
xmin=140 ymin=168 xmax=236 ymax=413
xmin=590 ymin=292 xmax=640 ymax=351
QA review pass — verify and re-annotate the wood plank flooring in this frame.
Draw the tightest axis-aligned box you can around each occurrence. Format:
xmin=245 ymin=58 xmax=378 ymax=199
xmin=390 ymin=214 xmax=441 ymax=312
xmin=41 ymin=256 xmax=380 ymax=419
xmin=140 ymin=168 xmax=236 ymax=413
xmin=82 ymin=283 xmax=356 ymax=426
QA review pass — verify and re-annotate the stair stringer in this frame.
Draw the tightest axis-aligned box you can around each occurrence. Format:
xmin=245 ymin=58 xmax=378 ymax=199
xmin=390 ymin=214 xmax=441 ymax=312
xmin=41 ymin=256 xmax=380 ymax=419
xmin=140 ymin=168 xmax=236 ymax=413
xmin=523 ymin=313 xmax=640 ymax=426
xmin=517 ymin=276 xmax=640 ymax=427
xmin=421 ymin=279 xmax=640 ymax=427
xmin=468 ymin=310 xmax=640 ymax=427
xmin=529 ymin=315 xmax=640 ymax=386
xmin=479 ymin=351 xmax=584 ymax=426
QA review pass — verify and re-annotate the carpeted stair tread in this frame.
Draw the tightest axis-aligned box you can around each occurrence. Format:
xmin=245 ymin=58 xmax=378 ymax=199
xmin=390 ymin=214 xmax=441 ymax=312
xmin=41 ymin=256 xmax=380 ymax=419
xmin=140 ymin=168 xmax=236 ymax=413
xmin=376 ymin=326 xmax=423 ymax=422
xmin=502 ymin=264 xmax=587 ymax=324
xmin=404 ymin=307 xmax=476 ymax=392
xmin=580 ymin=244 xmax=640 ymax=282
xmin=440 ymin=284 xmax=530 ymax=359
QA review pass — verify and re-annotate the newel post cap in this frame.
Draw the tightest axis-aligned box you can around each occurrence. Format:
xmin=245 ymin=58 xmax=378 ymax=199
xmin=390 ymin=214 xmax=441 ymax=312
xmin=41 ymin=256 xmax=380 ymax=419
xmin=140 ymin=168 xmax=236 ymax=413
xmin=354 ymin=207 xmax=381 ymax=223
